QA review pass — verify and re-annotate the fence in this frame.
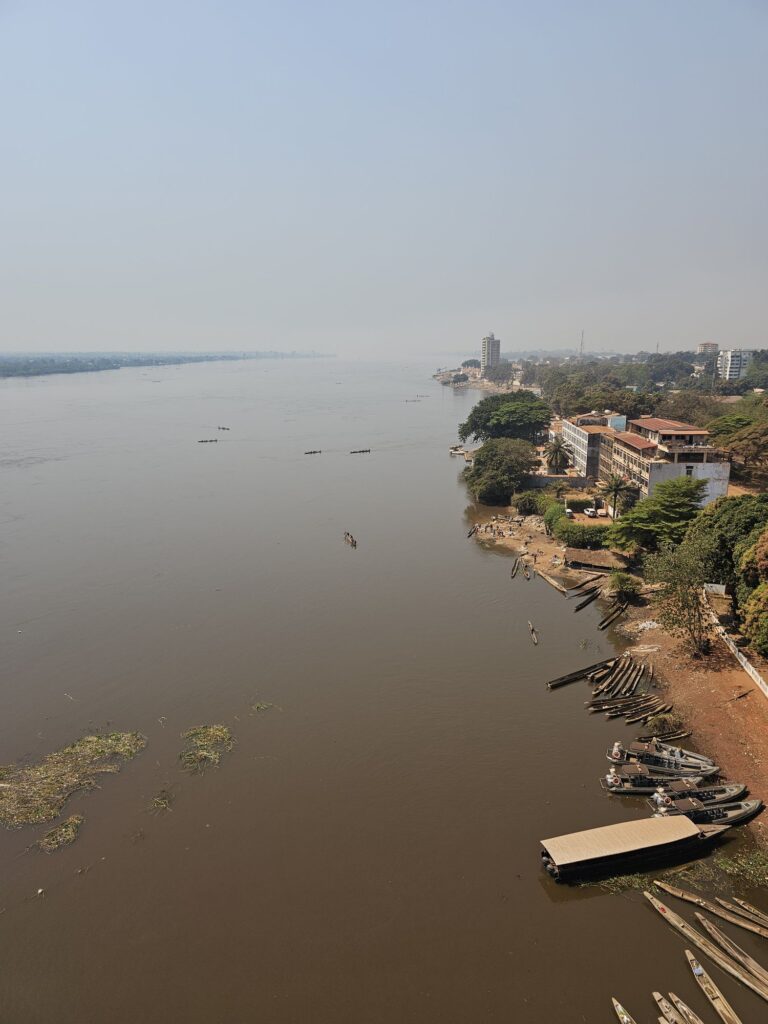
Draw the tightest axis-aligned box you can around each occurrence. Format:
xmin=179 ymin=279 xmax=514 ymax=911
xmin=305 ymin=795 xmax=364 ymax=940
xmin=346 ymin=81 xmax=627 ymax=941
xmin=704 ymin=593 xmax=768 ymax=700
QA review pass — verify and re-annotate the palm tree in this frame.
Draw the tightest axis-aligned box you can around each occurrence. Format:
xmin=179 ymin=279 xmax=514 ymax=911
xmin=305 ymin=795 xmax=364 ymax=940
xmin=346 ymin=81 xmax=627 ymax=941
xmin=543 ymin=436 xmax=570 ymax=473
xmin=598 ymin=474 xmax=634 ymax=519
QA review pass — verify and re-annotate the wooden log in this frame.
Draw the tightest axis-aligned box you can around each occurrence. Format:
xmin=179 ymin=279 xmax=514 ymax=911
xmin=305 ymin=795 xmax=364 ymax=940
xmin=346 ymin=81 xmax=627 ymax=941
xmin=546 ymin=656 xmax=617 ymax=689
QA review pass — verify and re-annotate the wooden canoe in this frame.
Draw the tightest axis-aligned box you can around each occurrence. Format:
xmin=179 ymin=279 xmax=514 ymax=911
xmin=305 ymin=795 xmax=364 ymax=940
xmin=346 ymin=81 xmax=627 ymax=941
xmin=721 ymin=896 xmax=768 ymax=930
xmin=643 ymin=892 xmax=768 ymax=1002
xmin=685 ymin=950 xmax=743 ymax=1024
xmin=668 ymin=993 xmax=706 ymax=1024
xmin=696 ymin=913 xmax=768 ymax=988
xmin=654 ymin=879 xmax=768 ymax=939
xmin=653 ymin=991 xmax=684 ymax=1023
xmin=612 ymin=998 xmax=638 ymax=1024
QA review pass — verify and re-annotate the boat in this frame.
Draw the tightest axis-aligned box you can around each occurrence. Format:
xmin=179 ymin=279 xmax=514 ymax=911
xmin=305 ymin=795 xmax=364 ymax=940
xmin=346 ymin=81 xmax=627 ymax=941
xmin=668 ymin=993 xmax=706 ymax=1024
xmin=654 ymin=880 xmax=768 ymax=939
xmin=540 ymin=817 xmax=728 ymax=882
xmin=695 ymin=913 xmax=768 ymax=988
xmin=574 ymin=588 xmax=601 ymax=612
xmin=602 ymin=765 xmax=707 ymax=794
xmin=653 ymin=992 xmax=684 ymax=1023
xmin=546 ymin=656 xmax=616 ymax=689
xmin=527 ymin=621 xmax=538 ymax=645
xmin=643 ymin=739 xmax=714 ymax=765
xmin=509 ymin=557 xmax=520 ymax=578
xmin=716 ymin=895 xmax=768 ymax=930
xmin=685 ymin=950 xmax=743 ymax=1024
xmin=643 ymin=782 xmax=748 ymax=808
xmin=608 ymin=742 xmax=719 ymax=776
xmin=612 ymin=998 xmax=638 ymax=1024
xmin=643 ymin=892 xmax=768 ymax=1002
xmin=652 ymin=797 xmax=762 ymax=827
xmin=730 ymin=897 xmax=768 ymax=929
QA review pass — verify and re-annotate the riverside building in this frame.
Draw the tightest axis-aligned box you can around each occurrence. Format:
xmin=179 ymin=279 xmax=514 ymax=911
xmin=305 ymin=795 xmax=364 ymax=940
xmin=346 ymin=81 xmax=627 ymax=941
xmin=480 ymin=333 xmax=501 ymax=375
xmin=605 ymin=417 xmax=730 ymax=505
xmin=561 ymin=411 xmax=627 ymax=478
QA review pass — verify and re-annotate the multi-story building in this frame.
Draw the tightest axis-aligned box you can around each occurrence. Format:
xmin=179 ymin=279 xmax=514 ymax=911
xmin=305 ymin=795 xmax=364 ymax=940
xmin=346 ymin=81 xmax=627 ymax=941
xmin=608 ymin=417 xmax=730 ymax=505
xmin=717 ymin=349 xmax=753 ymax=381
xmin=561 ymin=411 xmax=627 ymax=478
xmin=480 ymin=333 xmax=501 ymax=375
xmin=697 ymin=342 xmax=719 ymax=356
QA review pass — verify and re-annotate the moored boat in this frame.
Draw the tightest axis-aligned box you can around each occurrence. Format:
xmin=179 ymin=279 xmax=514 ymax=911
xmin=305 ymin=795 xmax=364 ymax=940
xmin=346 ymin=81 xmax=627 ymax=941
xmin=695 ymin=913 xmax=768 ymax=989
xmin=602 ymin=765 xmax=707 ymax=794
xmin=652 ymin=797 xmax=762 ymax=827
xmin=612 ymin=998 xmax=638 ymax=1024
xmin=668 ymin=993 xmax=706 ymax=1024
xmin=540 ymin=817 xmax=728 ymax=882
xmin=685 ymin=950 xmax=743 ymax=1024
xmin=607 ymin=741 xmax=719 ymax=777
xmin=653 ymin=992 xmax=684 ymax=1024
xmin=644 ymin=782 xmax=747 ymax=809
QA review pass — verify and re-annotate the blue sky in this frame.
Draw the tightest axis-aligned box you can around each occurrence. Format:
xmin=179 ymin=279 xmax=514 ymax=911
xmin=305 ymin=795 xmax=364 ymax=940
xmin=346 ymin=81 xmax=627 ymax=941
xmin=1 ymin=1 xmax=766 ymax=356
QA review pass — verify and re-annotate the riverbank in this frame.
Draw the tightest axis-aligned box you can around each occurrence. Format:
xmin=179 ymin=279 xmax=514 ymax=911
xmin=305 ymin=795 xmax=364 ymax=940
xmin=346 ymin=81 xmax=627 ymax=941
xmin=617 ymin=605 xmax=768 ymax=852
xmin=470 ymin=504 xmax=768 ymax=851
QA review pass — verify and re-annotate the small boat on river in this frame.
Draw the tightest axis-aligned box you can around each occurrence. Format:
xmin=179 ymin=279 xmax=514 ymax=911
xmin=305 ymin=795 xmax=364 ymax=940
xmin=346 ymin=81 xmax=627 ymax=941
xmin=608 ymin=741 xmax=719 ymax=776
xmin=612 ymin=998 xmax=638 ymax=1024
xmin=652 ymin=797 xmax=762 ymax=827
xmin=644 ymin=739 xmax=714 ymax=765
xmin=601 ymin=765 xmax=711 ymax=793
xmin=540 ymin=816 xmax=728 ymax=882
xmin=685 ymin=950 xmax=743 ymax=1024
xmin=643 ymin=782 xmax=747 ymax=808
xmin=668 ymin=993 xmax=706 ymax=1024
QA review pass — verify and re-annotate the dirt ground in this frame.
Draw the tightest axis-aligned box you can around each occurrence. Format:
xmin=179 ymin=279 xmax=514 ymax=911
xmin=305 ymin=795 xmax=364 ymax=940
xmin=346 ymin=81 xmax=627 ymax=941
xmin=617 ymin=605 xmax=768 ymax=850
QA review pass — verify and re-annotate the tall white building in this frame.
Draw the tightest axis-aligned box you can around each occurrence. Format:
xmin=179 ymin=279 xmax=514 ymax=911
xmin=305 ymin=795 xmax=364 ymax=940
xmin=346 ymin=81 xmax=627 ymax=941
xmin=697 ymin=342 xmax=719 ymax=356
xmin=480 ymin=333 xmax=501 ymax=374
xmin=717 ymin=349 xmax=753 ymax=381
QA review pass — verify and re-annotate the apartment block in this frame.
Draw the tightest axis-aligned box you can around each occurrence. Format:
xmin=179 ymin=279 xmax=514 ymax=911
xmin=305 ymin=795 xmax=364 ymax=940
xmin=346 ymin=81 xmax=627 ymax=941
xmin=560 ymin=411 xmax=627 ymax=478
xmin=607 ymin=417 xmax=730 ymax=505
xmin=717 ymin=349 xmax=753 ymax=381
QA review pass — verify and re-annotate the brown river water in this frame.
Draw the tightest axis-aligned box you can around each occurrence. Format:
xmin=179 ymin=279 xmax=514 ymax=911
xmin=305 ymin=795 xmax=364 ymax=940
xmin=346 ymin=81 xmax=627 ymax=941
xmin=0 ymin=358 xmax=764 ymax=1023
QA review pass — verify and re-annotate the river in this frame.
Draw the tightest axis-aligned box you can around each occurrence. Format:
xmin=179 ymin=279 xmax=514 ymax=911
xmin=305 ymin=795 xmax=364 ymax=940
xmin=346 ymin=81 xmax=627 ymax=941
xmin=0 ymin=358 xmax=763 ymax=1022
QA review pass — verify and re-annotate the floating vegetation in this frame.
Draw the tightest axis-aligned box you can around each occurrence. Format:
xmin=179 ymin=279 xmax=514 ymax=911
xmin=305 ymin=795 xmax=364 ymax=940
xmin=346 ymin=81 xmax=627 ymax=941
xmin=37 ymin=814 xmax=84 ymax=853
xmin=179 ymin=725 xmax=233 ymax=773
xmin=149 ymin=789 xmax=174 ymax=814
xmin=0 ymin=732 xmax=147 ymax=829
xmin=583 ymin=872 xmax=652 ymax=894
xmin=713 ymin=850 xmax=768 ymax=887
xmin=250 ymin=702 xmax=273 ymax=715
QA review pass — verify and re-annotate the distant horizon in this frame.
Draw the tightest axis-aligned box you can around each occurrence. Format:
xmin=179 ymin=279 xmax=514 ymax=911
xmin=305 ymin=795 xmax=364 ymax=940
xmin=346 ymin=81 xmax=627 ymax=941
xmin=1 ymin=2 xmax=766 ymax=357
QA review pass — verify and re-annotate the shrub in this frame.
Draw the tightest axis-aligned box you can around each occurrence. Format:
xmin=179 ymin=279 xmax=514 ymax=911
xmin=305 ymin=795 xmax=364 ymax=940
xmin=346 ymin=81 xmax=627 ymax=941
xmin=607 ymin=571 xmax=641 ymax=602
xmin=544 ymin=502 xmax=566 ymax=533
xmin=553 ymin=521 xmax=610 ymax=549
xmin=742 ymin=582 xmax=768 ymax=656
xmin=513 ymin=491 xmax=542 ymax=516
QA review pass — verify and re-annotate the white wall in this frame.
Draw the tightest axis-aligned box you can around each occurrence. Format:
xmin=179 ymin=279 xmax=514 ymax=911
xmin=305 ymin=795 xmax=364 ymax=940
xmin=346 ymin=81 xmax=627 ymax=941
xmin=647 ymin=461 xmax=730 ymax=505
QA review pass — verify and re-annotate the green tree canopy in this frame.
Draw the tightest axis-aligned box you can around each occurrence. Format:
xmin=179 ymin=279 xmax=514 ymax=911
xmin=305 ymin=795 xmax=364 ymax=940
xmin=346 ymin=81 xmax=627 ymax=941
xmin=644 ymin=540 xmax=717 ymax=655
xmin=608 ymin=477 xmax=708 ymax=551
xmin=458 ymin=392 xmax=550 ymax=443
xmin=684 ymin=493 xmax=768 ymax=589
xmin=461 ymin=358 xmax=481 ymax=368
xmin=464 ymin=439 xmax=539 ymax=505
xmin=726 ymin=422 xmax=768 ymax=467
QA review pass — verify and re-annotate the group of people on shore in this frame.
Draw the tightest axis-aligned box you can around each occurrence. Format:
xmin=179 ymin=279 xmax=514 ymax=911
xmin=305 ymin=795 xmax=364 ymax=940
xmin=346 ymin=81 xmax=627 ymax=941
xmin=344 ymin=531 xmax=358 ymax=549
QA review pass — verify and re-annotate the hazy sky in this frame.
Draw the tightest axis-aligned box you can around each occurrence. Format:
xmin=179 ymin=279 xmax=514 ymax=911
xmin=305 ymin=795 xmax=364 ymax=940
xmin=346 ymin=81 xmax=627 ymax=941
xmin=1 ymin=1 xmax=766 ymax=356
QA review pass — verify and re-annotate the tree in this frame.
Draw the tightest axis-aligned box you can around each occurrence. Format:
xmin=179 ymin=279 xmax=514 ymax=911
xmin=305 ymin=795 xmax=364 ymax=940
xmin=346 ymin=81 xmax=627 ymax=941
xmin=726 ymin=423 xmax=768 ymax=468
xmin=553 ymin=520 xmax=610 ymax=548
xmin=607 ymin=572 xmax=641 ymax=602
xmin=598 ymin=474 xmax=635 ymax=519
xmin=685 ymin=493 xmax=768 ymax=590
xmin=461 ymin=359 xmax=481 ymax=369
xmin=464 ymin=439 xmax=539 ymax=505
xmin=644 ymin=541 xmax=716 ymax=655
xmin=742 ymin=583 xmax=768 ymax=655
xmin=458 ymin=392 xmax=551 ymax=443
xmin=608 ymin=477 xmax=708 ymax=551
xmin=543 ymin=436 xmax=570 ymax=472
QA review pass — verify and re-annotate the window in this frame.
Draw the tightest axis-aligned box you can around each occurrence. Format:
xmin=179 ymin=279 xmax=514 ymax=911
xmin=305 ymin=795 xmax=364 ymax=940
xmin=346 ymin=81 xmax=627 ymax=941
xmin=685 ymin=466 xmax=693 ymax=476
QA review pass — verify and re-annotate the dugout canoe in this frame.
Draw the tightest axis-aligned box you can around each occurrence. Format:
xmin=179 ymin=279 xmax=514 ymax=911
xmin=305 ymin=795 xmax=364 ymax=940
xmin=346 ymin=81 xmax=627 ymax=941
xmin=729 ymin=897 xmax=768 ymax=929
xmin=643 ymin=892 xmax=768 ymax=1003
xmin=546 ymin=656 xmax=616 ymax=689
xmin=540 ymin=817 xmax=727 ymax=882
xmin=695 ymin=913 xmax=768 ymax=989
xmin=684 ymin=950 xmax=743 ymax=1024
xmin=654 ymin=879 xmax=768 ymax=939
xmin=653 ymin=992 xmax=684 ymax=1024
xmin=668 ymin=993 xmax=706 ymax=1024
xmin=612 ymin=998 xmax=639 ymax=1024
